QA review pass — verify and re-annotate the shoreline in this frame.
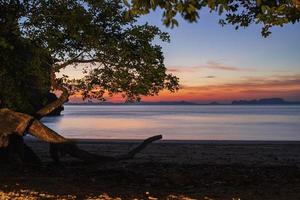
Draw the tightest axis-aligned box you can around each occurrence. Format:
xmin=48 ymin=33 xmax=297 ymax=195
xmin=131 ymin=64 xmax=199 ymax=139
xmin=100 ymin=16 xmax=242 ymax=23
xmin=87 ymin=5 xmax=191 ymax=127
xmin=17 ymin=139 xmax=300 ymax=168
xmin=25 ymin=137 xmax=300 ymax=144
xmin=24 ymin=139 xmax=300 ymax=166
xmin=69 ymin=139 xmax=300 ymax=144
xmin=1 ymin=140 xmax=300 ymax=199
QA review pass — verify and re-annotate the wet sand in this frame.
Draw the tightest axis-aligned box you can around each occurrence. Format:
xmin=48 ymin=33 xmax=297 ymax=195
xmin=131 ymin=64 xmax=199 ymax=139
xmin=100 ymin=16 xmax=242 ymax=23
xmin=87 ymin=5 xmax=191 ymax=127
xmin=1 ymin=140 xmax=300 ymax=199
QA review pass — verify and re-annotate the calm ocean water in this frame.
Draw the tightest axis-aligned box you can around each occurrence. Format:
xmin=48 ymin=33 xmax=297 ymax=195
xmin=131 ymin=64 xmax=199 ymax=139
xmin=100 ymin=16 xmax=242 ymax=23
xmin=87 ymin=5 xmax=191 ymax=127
xmin=41 ymin=105 xmax=300 ymax=141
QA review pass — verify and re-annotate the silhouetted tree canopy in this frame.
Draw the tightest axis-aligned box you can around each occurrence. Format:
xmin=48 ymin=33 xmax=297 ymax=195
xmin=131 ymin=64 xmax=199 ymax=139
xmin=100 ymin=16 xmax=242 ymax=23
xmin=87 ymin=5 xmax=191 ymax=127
xmin=1 ymin=0 xmax=174 ymax=163
xmin=0 ymin=0 xmax=179 ymax=116
xmin=127 ymin=0 xmax=300 ymax=37
xmin=1 ymin=0 xmax=299 ymax=115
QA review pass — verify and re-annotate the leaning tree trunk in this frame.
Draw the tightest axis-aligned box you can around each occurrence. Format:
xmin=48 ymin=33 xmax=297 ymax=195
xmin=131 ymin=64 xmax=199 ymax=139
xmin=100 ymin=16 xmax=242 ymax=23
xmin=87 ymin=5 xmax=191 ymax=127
xmin=0 ymin=108 xmax=162 ymax=164
xmin=0 ymin=109 xmax=31 ymax=163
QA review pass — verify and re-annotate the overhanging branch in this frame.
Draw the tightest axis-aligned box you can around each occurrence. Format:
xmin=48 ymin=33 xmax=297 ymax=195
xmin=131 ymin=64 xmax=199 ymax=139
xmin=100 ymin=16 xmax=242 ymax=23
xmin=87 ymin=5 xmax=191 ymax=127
xmin=35 ymin=85 xmax=69 ymax=119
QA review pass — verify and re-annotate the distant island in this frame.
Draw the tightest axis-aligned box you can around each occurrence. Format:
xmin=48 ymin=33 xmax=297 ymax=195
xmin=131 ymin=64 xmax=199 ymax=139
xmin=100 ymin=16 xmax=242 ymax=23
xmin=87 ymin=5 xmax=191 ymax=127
xmin=66 ymin=100 xmax=198 ymax=106
xmin=231 ymin=98 xmax=300 ymax=105
xmin=66 ymin=98 xmax=300 ymax=106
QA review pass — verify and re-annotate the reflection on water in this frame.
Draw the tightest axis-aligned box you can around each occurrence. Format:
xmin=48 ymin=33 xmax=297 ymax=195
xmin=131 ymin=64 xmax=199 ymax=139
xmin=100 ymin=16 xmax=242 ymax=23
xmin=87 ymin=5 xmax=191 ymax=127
xmin=42 ymin=105 xmax=300 ymax=140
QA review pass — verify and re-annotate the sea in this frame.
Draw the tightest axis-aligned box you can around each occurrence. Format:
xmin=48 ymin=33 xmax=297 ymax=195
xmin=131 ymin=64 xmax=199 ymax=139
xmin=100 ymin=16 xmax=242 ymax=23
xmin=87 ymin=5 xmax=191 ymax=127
xmin=41 ymin=105 xmax=300 ymax=141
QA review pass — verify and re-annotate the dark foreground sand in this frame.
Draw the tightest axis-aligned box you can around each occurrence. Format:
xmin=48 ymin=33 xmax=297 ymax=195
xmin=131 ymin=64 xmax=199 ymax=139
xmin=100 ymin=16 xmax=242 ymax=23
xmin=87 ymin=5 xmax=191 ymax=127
xmin=1 ymin=139 xmax=300 ymax=200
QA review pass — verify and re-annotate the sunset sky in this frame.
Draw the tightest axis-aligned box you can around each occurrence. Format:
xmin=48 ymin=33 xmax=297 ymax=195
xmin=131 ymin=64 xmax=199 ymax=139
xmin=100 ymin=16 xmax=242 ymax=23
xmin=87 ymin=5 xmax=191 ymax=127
xmin=65 ymin=9 xmax=300 ymax=103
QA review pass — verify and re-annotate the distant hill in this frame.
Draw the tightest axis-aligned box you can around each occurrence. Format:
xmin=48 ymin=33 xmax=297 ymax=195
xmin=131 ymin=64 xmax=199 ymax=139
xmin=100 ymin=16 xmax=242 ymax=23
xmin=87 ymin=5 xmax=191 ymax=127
xmin=66 ymin=98 xmax=300 ymax=106
xmin=129 ymin=101 xmax=198 ymax=105
xmin=66 ymin=100 xmax=198 ymax=106
xmin=232 ymin=98 xmax=300 ymax=105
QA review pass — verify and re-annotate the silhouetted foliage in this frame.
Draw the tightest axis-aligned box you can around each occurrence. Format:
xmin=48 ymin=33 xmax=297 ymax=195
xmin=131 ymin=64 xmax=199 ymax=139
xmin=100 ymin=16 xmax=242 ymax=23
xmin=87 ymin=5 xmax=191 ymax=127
xmin=0 ymin=0 xmax=179 ymax=108
xmin=127 ymin=0 xmax=300 ymax=37
xmin=0 ymin=31 xmax=52 ymax=114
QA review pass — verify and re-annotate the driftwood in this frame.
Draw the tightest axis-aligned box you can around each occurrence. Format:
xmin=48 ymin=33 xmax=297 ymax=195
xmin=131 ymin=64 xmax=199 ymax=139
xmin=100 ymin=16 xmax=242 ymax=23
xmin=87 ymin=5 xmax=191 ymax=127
xmin=0 ymin=108 xmax=162 ymax=163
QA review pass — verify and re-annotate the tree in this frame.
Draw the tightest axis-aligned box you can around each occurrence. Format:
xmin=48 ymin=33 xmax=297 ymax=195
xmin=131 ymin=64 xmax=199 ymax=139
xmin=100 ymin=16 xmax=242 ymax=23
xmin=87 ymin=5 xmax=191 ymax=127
xmin=1 ymin=0 xmax=299 ymax=164
xmin=0 ymin=0 xmax=178 ymax=163
xmin=127 ymin=0 xmax=300 ymax=37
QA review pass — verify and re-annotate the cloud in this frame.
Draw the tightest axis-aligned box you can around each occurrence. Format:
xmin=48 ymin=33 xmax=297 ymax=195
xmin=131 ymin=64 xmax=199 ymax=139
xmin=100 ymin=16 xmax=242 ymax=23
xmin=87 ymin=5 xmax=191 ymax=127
xmin=167 ymin=60 xmax=255 ymax=73
xmin=205 ymin=61 xmax=255 ymax=71
xmin=167 ymin=66 xmax=197 ymax=73
xmin=205 ymin=76 xmax=216 ymax=78
xmin=182 ymin=74 xmax=300 ymax=92
xmin=167 ymin=68 xmax=181 ymax=73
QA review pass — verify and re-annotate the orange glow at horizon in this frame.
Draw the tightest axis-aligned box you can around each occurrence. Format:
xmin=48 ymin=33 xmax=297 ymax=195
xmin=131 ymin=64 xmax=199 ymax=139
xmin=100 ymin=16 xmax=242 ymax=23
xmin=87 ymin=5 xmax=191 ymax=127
xmin=61 ymin=61 xmax=300 ymax=103
xmin=68 ymin=74 xmax=300 ymax=103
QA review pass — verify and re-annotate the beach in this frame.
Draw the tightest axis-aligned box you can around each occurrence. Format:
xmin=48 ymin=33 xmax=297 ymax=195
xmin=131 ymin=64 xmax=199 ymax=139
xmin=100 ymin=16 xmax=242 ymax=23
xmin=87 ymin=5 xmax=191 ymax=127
xmin=1 ymin=140 xmax=300 ymax=200
xmin=1 ymin=0 xmax=299 ymax=198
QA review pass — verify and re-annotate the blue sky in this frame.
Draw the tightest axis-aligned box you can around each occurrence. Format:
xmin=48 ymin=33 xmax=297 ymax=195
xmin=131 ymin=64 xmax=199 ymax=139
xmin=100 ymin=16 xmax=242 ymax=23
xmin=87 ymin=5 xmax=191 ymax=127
xmin=124 ymin=9 xmax=300 ymax=103
xmin=67 ymin=9 xmax=300 ymax=103
xmin=139 ymin=9 xmax=300 ymax=71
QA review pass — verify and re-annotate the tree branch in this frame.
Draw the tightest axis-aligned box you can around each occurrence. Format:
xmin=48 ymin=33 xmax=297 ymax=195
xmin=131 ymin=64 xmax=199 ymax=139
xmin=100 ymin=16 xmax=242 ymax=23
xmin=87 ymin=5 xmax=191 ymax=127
xmin=36 ymin=58 xmax=103 ymax=119
xmin=36 ymin=53 xmax=96 ymax=119
xmin=35 ymin=85 xmax=69 ymax=119
xmin=54 ymin=58 xmax=101 ymax=71
xmin=35 ymin=65 xmax=69 ymax=119
xmin=116 ymin=135 xmax=162 ymax=160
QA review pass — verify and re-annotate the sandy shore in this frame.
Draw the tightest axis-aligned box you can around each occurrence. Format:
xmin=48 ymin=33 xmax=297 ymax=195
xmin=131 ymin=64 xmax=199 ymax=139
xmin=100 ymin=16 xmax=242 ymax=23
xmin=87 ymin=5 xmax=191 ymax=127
xmin=1 ymin=139 xmax=300 ymax=200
